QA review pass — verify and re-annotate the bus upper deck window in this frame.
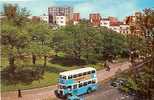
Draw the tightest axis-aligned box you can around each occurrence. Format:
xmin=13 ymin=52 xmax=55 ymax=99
xmin=92 ymin=70 xmax=95 ymax=73
xmin=73 ymin=74 xmax=78 ymax=78
xmin=88 ymin=71 xmax=91 ymax=74
xmin=79 ymin=73 xmax=82 ymax=76
xmin=73 ymin=75 xmax=76 ymax=78
xmin=68 ymin=75 xmax=72 ymax=79
xmin=83 ymin=72 xmax=86 ymax=75
xmin=63 ymin=76 xmax=66 ymax=79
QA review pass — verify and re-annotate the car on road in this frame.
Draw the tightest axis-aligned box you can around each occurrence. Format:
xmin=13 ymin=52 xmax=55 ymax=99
xmin=67 ymin=95 xmax=84 ymax=100
xmin=110 ymin=78 xmax=127 ymax=88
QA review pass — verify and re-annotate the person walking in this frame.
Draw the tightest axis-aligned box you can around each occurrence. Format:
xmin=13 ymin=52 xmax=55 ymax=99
xmin=105 ymin=60 xmax=110 ymax=71
xmin=18 ymin=89 xmax=22 ymax=98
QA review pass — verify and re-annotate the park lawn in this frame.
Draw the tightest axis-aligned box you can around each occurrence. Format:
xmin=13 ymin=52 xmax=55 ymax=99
xmin=1 ymin=56 xmax=105 ymax=92
xmin=1 ymin=72 xmax=59 ymax=92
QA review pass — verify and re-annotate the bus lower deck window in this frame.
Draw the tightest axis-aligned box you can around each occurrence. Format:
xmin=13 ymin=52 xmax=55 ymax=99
xmin=67 ymin=86 xmax=72 ymax=90
xmin=92 ymin=80 xmax=96 ymax=84
xmin=79 ymin=83 xmax=83 ymax=87
xmin=88 ymin=81 xmax=91 ymax=84
xmin=84 ymin=82 xmax=88 ymax=86
xmin=73 ymin=84 xmax=77 ymax=89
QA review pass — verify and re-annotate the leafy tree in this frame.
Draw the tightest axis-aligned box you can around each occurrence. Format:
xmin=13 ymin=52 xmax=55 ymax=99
xmin=26 ymin=21 xmax=52 ymax=67
xmin=120 ymin=8 xmax=154 ymax=100
xmin=1 ymin=3 xmax=30 ymax=74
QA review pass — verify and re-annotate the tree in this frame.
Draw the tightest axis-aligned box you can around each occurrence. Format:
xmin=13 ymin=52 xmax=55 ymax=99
xmin=1 ymin=3 xmax=30 ymax=74
xmin=26 ymin=21 xmax=52 ymax=67
xmin=1 ymin=19 xmax=30 ymax=74
xmin=121 ymin=8 xmax=154 ymax=100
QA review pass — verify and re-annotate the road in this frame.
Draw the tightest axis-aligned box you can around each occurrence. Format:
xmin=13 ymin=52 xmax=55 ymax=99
xmin=84 ymin=82 xmax=134 ymax=100
xmin=1 ymin=61 xmax=131 ymax=100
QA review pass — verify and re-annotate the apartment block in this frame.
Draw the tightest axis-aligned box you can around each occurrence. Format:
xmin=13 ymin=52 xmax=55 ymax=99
xmin=119 ymin=24 xmax=131 ymax=35
xmin=55 ymin=16 xmax=66 ymax=26
xmin=48 ymin=6 xmax=73 ymax=25
xmin=73 ymin=13 xmax=80 ymax=25
xmin=89 ymin=13 xmax=101 ymax=27
xmin=40 ymin=14 xmax=49 ymax=23
xmin=100 ymin=18 xmax=110 ymax=28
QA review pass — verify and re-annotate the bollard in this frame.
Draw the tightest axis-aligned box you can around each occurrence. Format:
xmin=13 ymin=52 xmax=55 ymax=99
xmin=18 ymin=89 xmax=22 ymax=98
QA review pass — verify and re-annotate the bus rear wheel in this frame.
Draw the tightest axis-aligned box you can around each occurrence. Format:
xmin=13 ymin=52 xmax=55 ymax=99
xmin=87 ymin=87 xmax=92 ymax=94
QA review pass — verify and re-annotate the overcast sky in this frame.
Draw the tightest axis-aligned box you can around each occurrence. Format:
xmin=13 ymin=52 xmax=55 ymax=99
xmin=0 ymin=0 xmax=154 ymax=20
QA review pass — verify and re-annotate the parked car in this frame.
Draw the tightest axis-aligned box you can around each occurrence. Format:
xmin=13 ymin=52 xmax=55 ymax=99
xmin=67 ymin=94 xmax=84 ymax=100
xmin=110 ymin=78 xmax=127 ymax=88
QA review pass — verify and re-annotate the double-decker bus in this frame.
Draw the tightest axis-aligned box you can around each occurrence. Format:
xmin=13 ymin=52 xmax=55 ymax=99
xmin=55 ymin=67 xmax=97 ymax=98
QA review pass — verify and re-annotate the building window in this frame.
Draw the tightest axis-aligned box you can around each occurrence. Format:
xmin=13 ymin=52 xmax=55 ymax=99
xmin=61 ymin=17 xmax=63 ymax=19
xmin=61 ymin=21 xmax=63 ymax=23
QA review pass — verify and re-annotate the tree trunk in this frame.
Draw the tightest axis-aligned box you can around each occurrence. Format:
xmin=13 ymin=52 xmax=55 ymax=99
xmin=44 ymin=55 xmax=47 ymax=67
xmin=32 ymin=54 xmax=36 ymax=65
xmin=8 ymin=52 xmax=16 ymax=74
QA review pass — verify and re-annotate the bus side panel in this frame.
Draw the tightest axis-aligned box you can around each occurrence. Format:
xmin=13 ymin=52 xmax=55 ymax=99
xmin=66 ymin=79 xmax=74 ymax=85
xmin=91 ymin=84 xmax=97 ymax=90
xmin=75 ymin=84 xmax=97 ymax=96
xmin=76 ymin=86 xmax=88 ymax=95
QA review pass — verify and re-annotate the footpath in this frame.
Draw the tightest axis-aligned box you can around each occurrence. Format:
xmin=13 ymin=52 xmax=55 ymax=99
xmin=1 ymin=61 xmax=131 ymax=100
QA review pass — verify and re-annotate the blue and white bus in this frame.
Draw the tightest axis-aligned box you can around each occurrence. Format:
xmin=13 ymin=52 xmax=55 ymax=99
xmin=55 ymin=67 xmax=97 ymax=98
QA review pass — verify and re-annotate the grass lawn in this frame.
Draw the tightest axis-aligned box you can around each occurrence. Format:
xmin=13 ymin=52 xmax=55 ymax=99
xmin=1 ymin=72 xmax=58 ymax=92
xmin=1 ymin=56 xmax=105 ymax=92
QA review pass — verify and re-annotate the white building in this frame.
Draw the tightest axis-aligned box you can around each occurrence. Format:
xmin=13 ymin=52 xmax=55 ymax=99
xmin=119 ymin=24 xmax=131 ymax=35
xmin=40 ymin=14 xmax=49 ymax=23
xmin=55 ymin=16 xmax=66 ymax=26
xmin=73 ymin=21 xmax=79 ymax=25
xmin=100 ymin=18 xmax=110 ymax=28
xmin=109 ymin=25 xmax=120 ymax=33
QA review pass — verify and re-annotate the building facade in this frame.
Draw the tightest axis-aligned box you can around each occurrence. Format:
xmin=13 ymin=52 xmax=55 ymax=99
xmin=40 ymin=14 xmax=49 ymax=23
xmin=119 ymin=24 xmax=131 ymax=35
xmin=55 ymin=16 xmax=66 ymax=26
xmin=100 ymin=18 xmax=110 ymax=28
xmin=73 ymin=13 xmax=80 ymax=25
xmin=108 ymin=16 xmax=118 ymax=25
xmin=89 ymin=13 xmax=101 ymax=27
xmin=48 ymin=6 xmax=73 ymax=24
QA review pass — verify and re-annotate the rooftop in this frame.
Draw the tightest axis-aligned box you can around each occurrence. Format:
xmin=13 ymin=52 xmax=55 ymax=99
xmin=60 ymin=67 xmax=96 ymax=76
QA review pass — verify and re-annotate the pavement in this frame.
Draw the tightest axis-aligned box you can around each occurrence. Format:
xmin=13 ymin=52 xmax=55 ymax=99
xmin=1 ymin=61 xmax=131 ymax=100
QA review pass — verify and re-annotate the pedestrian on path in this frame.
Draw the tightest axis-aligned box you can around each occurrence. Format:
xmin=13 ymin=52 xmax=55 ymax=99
xmin=105 ymin=60 xmax=110 ymax=71
xmin=18 ymin=89 xmax=22 ymax=98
